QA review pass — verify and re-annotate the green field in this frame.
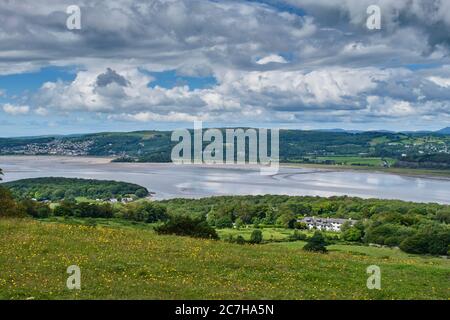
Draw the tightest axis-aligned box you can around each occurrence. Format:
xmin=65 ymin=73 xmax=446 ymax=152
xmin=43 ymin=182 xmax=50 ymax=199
xmin=0 ymin=218 xmax=448 ymax=300
xmin=217 ymin=227 xmax=299 ymax=242
xmin=314 ymin=156 xmax=396 ymax=167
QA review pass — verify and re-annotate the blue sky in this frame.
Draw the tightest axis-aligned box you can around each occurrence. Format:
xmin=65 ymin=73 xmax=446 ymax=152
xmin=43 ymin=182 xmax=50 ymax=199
xmin=1 ymin=0 xmax=450 ymax=136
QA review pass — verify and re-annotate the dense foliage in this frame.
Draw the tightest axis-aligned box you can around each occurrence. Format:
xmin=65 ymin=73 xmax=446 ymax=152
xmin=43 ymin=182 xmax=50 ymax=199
xmin=155 ymin=216 xmax=219 ymax=240
xmin=395 ymin=154 xmax=450 ymax=169
xmin=249 ymin=229 xmax=263 ymax=244
xmin=161 ymin=195 xmax=450 ymax=255
xmin=3 ymin=177 xmax=149 ymax=201
xmin=120 ymin=202 xmax=169 ymax=223
xmin=0 ymin=186 xmax=25 ymax=218
xmin=303 ymin=231 xmax=328 ymax=253
xmin=54 ymin=200 xmax=114 ymax=218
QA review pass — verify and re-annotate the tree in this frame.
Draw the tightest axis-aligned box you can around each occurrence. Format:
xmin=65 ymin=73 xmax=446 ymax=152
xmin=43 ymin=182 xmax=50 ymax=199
xmin=289 ymin=230 xmax=307 ymax=241
xmin=207 ymin=206 xmax=233 ymax=228
xmin=123 ymin=202 xmax=168 ymax=223
xmin=0 ymin=186 xmax=24 ymax=218
xmin=435 ymin=209 xmax=450 ymax=224
xmin=19 ymin=199 xmax=51 ymax=218
xmin=295 ymin=221 xmax=308 ymax=230
xmin=54 ymin=200 xmax=77 ymax=217
xmin=342 ymin=227 xmax=363 ymax=242
xmin=235 ymin=235 xmax=246 ymax=245
xmin=303 ymin=231 xmax=328 ymax=253
xmin=249 ymin=229 xmax=263 ymax=244
xmin=135 ymin=188 xmax=148 ymax=198
xmin=276 ymin=207 xmax=296 ymax=228
xmin=235 ymin=217 xmax=244 ymax=229
xmin=400 ymin=225 xmax=450 ymax=255
xmin=155 ymin=216 xmax=219 ymax=240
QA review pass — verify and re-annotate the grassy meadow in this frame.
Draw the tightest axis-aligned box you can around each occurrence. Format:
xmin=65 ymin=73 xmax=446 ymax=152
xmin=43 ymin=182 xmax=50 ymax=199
xmin=0 ymin=218 xmax=448 ymax=300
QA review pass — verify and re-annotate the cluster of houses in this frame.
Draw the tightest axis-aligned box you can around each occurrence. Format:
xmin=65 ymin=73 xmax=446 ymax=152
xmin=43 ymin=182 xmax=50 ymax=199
xmin=101 ymin=197 xmax=134 ymax=204
xmin=298 ymin=216 xmax=357 ymax=232
xmin=1 ymin=140 xmax=94 ymax=156
xmin=32 ymin=197 xmax=136 ymax=204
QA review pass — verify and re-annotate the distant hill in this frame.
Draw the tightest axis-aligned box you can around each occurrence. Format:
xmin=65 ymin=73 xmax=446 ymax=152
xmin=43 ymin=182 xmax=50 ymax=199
xmin=1 ymin=129 xmax=449 ymax=166
xmin=437 ymin=127 xmax=450 ymax=134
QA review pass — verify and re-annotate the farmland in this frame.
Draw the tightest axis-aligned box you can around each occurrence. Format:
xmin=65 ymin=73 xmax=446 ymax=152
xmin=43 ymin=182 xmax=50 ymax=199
xmin=0 ymin=218 xmax=448 ymax=300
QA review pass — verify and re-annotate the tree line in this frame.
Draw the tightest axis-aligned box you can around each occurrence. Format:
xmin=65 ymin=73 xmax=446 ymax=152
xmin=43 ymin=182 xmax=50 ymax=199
xmin=3 ymin=177 xmax=149 ymax=201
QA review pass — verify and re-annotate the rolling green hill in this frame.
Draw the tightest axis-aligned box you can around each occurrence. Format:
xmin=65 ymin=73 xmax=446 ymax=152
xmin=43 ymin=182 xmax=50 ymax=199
xmin=1 ymin=129 xmax=450 ymax=168
xmin=0 ymin=218 xmax=448 ymax=300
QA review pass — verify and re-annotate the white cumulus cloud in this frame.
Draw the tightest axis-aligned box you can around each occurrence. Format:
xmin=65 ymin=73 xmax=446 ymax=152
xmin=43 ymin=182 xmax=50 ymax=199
xmin=3 ymin=103 xmax=30 ymax=115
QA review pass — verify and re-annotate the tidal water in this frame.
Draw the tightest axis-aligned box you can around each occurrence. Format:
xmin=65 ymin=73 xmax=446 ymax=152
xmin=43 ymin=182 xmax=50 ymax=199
xmin=1 ymin=156 xmax=449 ymax=204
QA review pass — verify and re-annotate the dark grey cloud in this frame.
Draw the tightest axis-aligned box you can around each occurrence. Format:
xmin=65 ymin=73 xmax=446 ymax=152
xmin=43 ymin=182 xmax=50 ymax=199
xmin=96 ymin=68 xmax=129 ymax=87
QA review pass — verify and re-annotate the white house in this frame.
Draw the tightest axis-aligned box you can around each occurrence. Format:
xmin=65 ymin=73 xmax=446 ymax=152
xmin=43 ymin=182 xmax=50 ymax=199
xmin=299 ymin=217 xmax=357 ymax=232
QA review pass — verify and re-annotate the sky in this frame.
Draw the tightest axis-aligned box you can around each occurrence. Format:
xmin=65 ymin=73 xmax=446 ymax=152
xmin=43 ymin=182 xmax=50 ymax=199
xmin=0 ymin=0 xmax=450 ymax=136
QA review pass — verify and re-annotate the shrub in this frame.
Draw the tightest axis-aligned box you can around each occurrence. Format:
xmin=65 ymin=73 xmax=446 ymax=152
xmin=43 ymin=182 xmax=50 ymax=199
xmin=288 ymin=230 xmax=307 ymax=241
xmin=155 ymin=216 xmax=219 ymax=240
xmin=342 ymin=227 xmax=363 ymax=242
xmin=124 ymin=202 xmax=169 ymax=223
xmin=249 ymin=229 xmax=263 ymax=244
xmin=363 ymin=223 xmax=414 ymax=246
xmin=53 ymin=200 xmax=114 ymax=218
xmin=295 ymin=222 xmax=308 ymax=230
xmin=0 ymin=187 xmax=25 ymax=218
xmin=235 ymin=235 xmax=246 ymax=245
xmin=19 ymin=199 xmax=51 ymax=218
xmin=400 ymin=226 xmax=450 ymax=255
xmin=303 ymin=231 xmax=328 ymax=253
xmin=400 ymin=235 xmax=428 ymax=254
xmin=85 ymin=218 xmax=98 ymax=228
xmin=53 ymin=200 xmax=77 ymax=216
xmin=234 ymin=217 xmax=244 ymax=229
xmin=134 ymin=188 xmax=149 ymax=198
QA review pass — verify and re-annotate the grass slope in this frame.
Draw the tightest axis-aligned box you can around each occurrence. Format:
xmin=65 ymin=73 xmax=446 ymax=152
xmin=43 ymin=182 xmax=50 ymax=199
xmin=0 ymin=219 xmax=448 ymax=300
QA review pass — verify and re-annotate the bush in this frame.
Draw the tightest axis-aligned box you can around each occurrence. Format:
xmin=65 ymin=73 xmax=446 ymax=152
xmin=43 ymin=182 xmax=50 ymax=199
xmin=249 ymin=229 xmax=263 ymax=244
xmin=288 ymin=230 xmax=307 ymax=241
xmin=19 ymin=199 xmax=51 ymax=218
xmin=400 ymin=225 xmax=450 ymax=255
xmin=303 ymin=231 xmax=328 ymax=253
xmin=234 ymin=218 xmax=244 ymax=229
xmin=54 ymin=200 xmax=76 ymax=216
xmin=123 ymin=202 xmax=169 ymax=223
xmin=53 ymin=200 xmax=114 ymax=218
xmin=235 ymin=235 xmax=246 ymax=244
xmin=225 ymin=234 xmax=247 ymax=244
xmin=342 ymin=227 xmax=363 ymax=242
xmin=134 ymin=188 xmax=148 ymax=198
xmin=0 ymin=186 xmax=25 ymax=218
xmin=363 ymin=223 xmax=414 ymax=246
xmin=155 ymin=216 xmax=219 ymax=240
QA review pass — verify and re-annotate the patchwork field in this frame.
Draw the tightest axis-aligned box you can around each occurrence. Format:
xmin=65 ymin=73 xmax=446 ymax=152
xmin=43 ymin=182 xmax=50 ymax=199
xmin=0 ymin=218 xmax=448 ymax=300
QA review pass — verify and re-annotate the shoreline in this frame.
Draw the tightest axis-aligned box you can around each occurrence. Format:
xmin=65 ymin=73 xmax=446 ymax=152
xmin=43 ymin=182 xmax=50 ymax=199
xmin=2 ymin=154 xmax=450 ymax=180
xmin=1 ymin=155 xmax=450 ymax=204
xmin=280 ymin=162 xmax=450 ymax=181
